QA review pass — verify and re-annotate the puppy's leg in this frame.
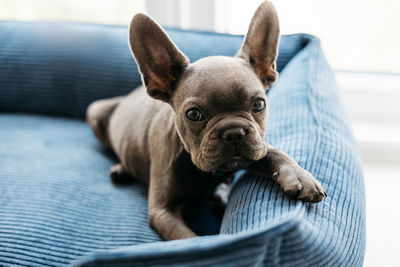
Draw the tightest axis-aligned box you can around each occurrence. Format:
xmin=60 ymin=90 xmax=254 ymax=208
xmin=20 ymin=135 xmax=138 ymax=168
xmin=86 ymin=96 xmax=123 ymax=147
xmin=148 ymin=165 xmax=196 ymax=240
xmin=109 ymin=163 xmax=134 ymax=184
xmin=148 ymin=205 xmax=196 ymax=240
xmin=148 ymin=186 xmax=196 ymax=240
xmin=212 ymin=182 xmax=232 ymax=220
xmin=213 ymin=182 xmax=231 ymax=207
xmin=247 ymin=144 xmax=327 ymax=203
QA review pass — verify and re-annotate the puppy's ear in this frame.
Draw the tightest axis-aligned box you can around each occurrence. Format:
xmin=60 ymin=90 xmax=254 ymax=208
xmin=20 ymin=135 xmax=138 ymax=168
xmin=236 ymin=1 xmax=280 ymax=88
xmin=129 ymin=14 xmax=189 ymax=102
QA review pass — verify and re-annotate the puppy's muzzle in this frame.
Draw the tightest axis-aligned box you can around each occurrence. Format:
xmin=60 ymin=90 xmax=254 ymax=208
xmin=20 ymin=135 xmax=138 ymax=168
xmin=220 ymin=127 xmax=247 ymax=148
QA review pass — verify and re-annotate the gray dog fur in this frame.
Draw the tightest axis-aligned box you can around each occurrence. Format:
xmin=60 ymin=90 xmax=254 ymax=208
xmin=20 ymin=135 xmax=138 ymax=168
xmin=87 ymin=1 xmax=326 ymax=241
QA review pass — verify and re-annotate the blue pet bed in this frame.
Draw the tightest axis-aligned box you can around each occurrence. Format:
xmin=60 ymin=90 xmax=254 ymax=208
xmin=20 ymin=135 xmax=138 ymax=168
xmin=0 ymin=21 xmax=366 ymax=266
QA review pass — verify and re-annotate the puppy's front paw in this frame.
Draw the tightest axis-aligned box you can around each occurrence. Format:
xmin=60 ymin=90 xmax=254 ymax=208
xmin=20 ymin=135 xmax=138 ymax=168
xmin=275 ymin=165 xmax=327 ymax=203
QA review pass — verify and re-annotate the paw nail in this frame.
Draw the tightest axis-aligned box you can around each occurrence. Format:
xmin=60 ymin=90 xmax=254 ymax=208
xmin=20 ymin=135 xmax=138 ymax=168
xmin=273 ymin=172 xmax=279 ymax=181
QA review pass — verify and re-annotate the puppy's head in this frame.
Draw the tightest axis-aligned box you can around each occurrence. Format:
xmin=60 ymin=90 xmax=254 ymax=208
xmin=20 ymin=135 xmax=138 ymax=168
xmin=129 ymin=1 xmax=280 ymax=172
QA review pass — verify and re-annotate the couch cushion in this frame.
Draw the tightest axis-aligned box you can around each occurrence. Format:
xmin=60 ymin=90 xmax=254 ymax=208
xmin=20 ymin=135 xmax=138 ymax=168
xmin=0 ymin=115 xmax=161 ymax=265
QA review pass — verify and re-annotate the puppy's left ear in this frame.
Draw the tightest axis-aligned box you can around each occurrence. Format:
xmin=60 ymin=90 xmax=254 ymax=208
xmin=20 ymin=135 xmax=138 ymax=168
xmin=129 ymin=13 xmax=189 ymax=102
xmin=236 ymin=1 xmax=280 ymax=88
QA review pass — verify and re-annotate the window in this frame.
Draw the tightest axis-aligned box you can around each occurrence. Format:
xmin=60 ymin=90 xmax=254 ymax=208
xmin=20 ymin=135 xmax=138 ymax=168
xmin=0 ymin=0 xmax=145 ymax=25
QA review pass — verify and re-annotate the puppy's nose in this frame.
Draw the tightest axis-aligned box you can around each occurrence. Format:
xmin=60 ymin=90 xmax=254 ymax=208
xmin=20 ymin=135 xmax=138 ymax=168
xmin=221 ymin=127 xmax=246 ymax=147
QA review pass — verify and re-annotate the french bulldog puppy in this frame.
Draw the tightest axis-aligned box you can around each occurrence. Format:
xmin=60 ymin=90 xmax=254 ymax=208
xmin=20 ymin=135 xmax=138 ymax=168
xmin=87 ymin=1 xmax=326 ymax=241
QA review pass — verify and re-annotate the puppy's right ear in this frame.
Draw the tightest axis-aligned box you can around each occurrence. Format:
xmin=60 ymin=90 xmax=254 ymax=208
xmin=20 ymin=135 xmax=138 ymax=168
xmin=129 ymin=14 xmax=189 ymax=102
xmin=236 ymin=1 xmax=280 ymax=88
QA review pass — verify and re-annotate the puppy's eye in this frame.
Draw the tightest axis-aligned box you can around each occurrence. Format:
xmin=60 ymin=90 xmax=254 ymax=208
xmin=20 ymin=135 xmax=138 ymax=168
xmin=252 ymin=98 xmax=266 ymax=113
xmin=186 ymin=108 xmax=203 ymax=121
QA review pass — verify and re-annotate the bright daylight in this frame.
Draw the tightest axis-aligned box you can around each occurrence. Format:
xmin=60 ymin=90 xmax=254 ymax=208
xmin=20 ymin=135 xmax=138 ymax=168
xmin=0 ymin=0 xmax=399 ymax=266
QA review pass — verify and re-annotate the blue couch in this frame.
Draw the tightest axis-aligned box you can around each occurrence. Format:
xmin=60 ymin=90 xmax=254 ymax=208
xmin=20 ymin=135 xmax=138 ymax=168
xmin=0 ymin=21 xmax=366 ymax=266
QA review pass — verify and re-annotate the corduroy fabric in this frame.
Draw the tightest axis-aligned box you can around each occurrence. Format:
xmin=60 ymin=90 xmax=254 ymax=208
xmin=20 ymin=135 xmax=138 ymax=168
xmin=0 ymin=21 xmax=365 ymax=266
xmin=221 ymin=38 xmax=366 ymax=266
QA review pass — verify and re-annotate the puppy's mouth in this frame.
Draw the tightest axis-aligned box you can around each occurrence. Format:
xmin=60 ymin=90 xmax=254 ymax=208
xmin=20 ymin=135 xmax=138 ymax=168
xmin=217 ymin=156 xmax=253 ymax=172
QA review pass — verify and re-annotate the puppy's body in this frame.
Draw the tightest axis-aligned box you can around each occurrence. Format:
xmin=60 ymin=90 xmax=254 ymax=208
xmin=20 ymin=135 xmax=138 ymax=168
xmin=109 ymin=87 xmax=165 ymax=184
xmin=87 ymin=1 xmax=326 ymax=241
xmin=108 ymin=86 xmax=219 ymax=194
xmin=89 ymin=86 xmax=224 ymax=240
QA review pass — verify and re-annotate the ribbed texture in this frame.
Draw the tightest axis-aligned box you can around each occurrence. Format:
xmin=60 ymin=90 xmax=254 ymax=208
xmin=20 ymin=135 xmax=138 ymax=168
xmin=0 ymin=21 xmax=365 ymax=266
xmin=0 ymin=116 xmax=161 ymax=266
xmin=221 ymin=37 xmax=366 ymax=266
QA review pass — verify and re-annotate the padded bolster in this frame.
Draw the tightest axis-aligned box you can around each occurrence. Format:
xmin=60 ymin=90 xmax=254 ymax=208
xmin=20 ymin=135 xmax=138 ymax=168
xmin=221 ymin=36 xmax=366 ymax=266
xmin=0 ymin=21 xmax=305 ymax=118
